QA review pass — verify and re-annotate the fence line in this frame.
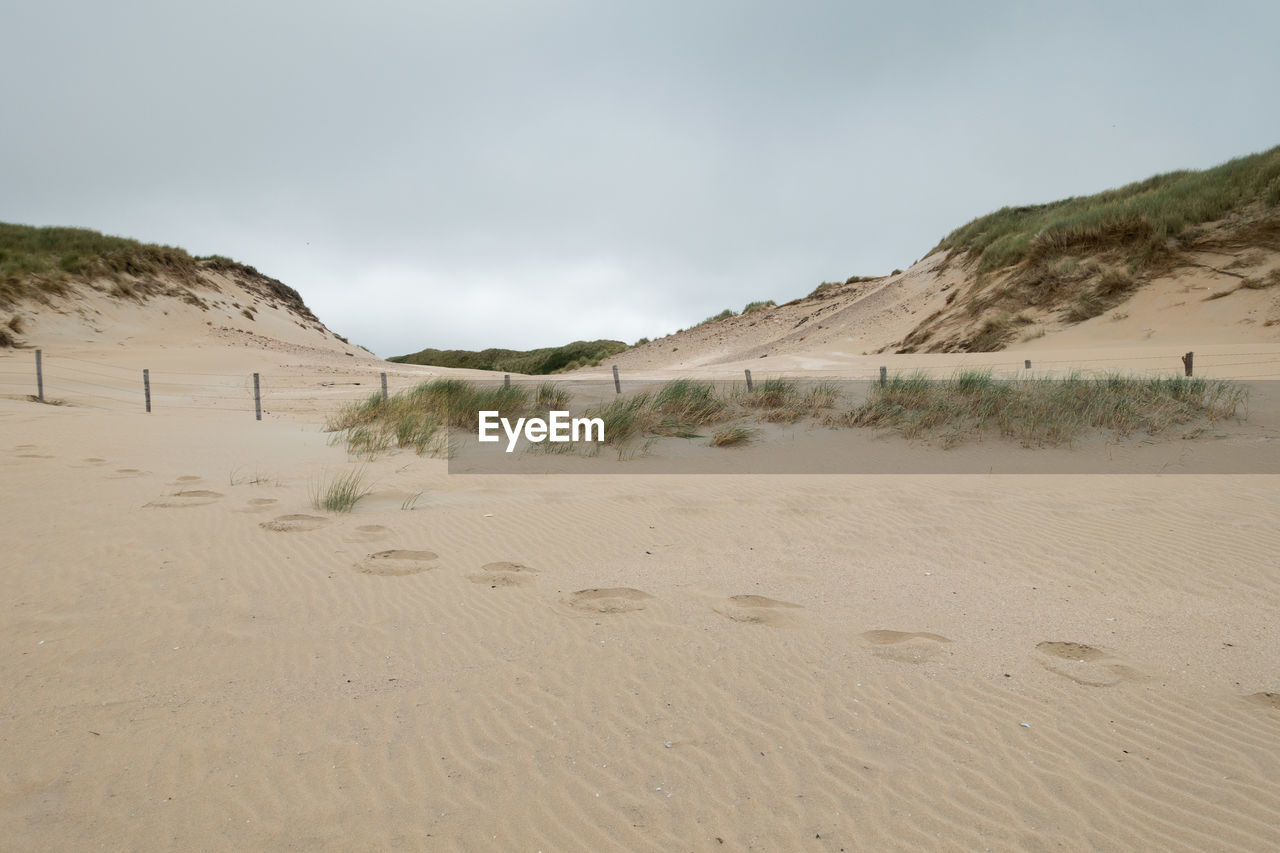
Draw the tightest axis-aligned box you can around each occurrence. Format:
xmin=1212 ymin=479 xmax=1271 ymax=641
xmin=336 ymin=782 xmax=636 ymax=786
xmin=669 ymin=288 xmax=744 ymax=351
xmin=3 ymin=349 xmax=1280 ymax=420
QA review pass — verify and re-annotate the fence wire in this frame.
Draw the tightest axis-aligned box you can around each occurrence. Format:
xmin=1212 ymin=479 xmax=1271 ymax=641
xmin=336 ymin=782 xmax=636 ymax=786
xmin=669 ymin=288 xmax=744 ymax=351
xmin=3 ymin=348 xmax=1280 ymax=420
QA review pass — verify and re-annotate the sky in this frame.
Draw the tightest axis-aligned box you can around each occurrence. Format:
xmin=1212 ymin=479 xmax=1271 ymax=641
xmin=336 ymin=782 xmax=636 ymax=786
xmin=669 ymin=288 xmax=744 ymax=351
xmin=4 ymin=1 xmax=1279 ymax=357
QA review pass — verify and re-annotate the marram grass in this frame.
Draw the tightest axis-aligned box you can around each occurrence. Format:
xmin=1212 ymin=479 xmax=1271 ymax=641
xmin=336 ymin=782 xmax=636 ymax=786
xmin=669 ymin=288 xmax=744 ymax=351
xmin=310 ymin=468 xmax=373 ymax=513
xmin=836 ymin=371 xmax=1246 ymax=448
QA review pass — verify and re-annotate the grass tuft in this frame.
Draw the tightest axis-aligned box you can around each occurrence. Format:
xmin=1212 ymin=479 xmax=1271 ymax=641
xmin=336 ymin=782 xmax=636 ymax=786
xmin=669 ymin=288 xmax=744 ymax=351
xmin=699 ymin=308 xmax=737 ymax=326
xmin=710 ymin=425 xmax=759 ymax=447
xmin=734 ymin=378 xmax=842 ymax=422
xmin=311 ymin=469 xmax=373 ymax=513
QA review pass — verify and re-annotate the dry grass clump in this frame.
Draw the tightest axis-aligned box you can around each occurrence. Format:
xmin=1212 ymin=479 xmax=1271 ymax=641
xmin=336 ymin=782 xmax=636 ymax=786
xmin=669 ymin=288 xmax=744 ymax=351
xmin=1010 ymin=263 xmax=1137 ymax=325
xmin=838 ymin=370 xmax=1245 ymax=448
xmin=963 ymin=313 xmax=1035 ymax=351
xmin=710 ymin=425 xmax=759 ymax=447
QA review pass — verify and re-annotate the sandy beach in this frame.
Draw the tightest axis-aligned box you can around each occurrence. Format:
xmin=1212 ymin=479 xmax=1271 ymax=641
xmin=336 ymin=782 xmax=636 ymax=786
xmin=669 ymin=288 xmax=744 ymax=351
xmin=5 ymin=2 xmax=1279 ymax=845
xmin=4 ymin=317 xmax=1280 ymax=851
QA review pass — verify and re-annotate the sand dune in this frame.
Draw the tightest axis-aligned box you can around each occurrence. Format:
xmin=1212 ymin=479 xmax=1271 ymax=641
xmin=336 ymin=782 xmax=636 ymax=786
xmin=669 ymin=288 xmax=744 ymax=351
xmin=4 ymin=237 xmax=1280 ymax=849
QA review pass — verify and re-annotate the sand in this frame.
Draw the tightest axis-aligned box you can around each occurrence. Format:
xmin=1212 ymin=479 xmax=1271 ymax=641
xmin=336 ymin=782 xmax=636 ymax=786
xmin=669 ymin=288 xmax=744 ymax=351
xmin=3 ymin=278 xmax=1280 ymax=850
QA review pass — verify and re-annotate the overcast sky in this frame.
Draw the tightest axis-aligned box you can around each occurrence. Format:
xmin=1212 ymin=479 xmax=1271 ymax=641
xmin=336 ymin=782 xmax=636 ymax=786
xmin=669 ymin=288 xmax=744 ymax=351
xmin=4 ymin=1 xmax=1278 ymax=356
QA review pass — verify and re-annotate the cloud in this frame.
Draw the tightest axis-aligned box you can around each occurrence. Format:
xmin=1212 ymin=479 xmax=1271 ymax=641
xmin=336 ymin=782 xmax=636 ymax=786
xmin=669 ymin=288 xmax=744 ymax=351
xmin=3 ymin=0 xmax=1277 ymax=354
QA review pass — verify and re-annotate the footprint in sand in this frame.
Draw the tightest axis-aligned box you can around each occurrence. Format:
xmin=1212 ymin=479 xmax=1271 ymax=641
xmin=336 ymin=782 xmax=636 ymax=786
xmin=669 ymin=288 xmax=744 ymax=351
xmin=1245 ymin=692 xmax=1280 ymax=710
xmin=346 ymin=524 xmax=391 ymax=542
xmin=16 ymin=453 xmax=54 ymax=458
xmin=236 ymin=497 xmax=278 ymax=513
xmin=174 ymin=475 xmax=202 ymax=483
xmin=1035 ymin=641 xmax=1143 ymax=687
xmin=563 ymin=587 xmax=653 ymax=614
xmin=146 ymin=489 xmax=224 ymax=508
xmin=260 ymin=514 xmax=328 ymax=532
xmin=863 ymin=630 xmax=953 ymax=664
xmin=353 ymin=550 xmax=439 ymax=576
xmin=82 ymin=457 xmax=107 ymax=465
xmin=469 ymin=561 xmax=538 ymax=588
xmin=714 ymin=594 xmax=803 ymax=626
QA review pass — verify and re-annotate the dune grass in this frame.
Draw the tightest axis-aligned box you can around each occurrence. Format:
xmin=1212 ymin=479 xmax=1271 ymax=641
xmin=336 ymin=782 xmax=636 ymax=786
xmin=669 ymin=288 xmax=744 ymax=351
xmin=936 ymin=146 xmax=1280 ymax=274
xmin=699 ymin=308 xmax=737 ymax=326
xmin=585 ymin=379 xmax=730 ymax=447
xmin=330 ymin=373 xmax=1246 ymax=459
xmin=734 ymin=378 xmax=842 ymax=422
xmin=327 ymin=378 xmax=574 ymax=457
xmin=839 ymin=370 xmax=1246 ymax=448
xmin=710 ymin=425 xmax=759 ymax=447
xmin=0 ymin=222 xmax=206 ymax=306
xmin=310 ymin=469 xmax=373 ymax=513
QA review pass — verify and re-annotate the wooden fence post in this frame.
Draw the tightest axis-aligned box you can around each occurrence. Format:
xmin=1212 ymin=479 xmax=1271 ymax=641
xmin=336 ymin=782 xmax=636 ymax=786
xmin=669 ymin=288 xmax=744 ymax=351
xmin=1025 ymin=359 xmax=1031 ymax=370
xmin=35 ymin=349 xmax=43 ymax=403
xmin=503 ymin=374 xmax=510 ymax=388
xmin=612 ymin=365 xmax=621 ymax=394
xmin=381 ymin=371 xmax=388 ymax=397
xmin=744 ymin=369 xmax=753 ymax=391
xmin=143 ymin=369 xmax=151 ymax=413
xmin=1182 ymin=351 xmax=1194 ymax=377
xmin=253 ymin=373 xmax=262 ymax=421
xmin=879 ymin=365 xmax=887 ymax=386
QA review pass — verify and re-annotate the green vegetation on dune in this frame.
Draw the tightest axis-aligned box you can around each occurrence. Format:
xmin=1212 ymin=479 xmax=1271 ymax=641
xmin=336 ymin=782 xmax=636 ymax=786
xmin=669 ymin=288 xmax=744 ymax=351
xmin=388 ymin=339 xmax=627 ymax=375
xmin=699 ymin=308 xmax=737 ymax=325
xmin=0 ymin=222 xmax=204 ymax=306
xmin=896 ymin=145 xmax=1280 ymax=351
xmin=936 ymin=145 xmax=1280 ymax=273
xmin=0 ymin=222 xmax=319 ymax=337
